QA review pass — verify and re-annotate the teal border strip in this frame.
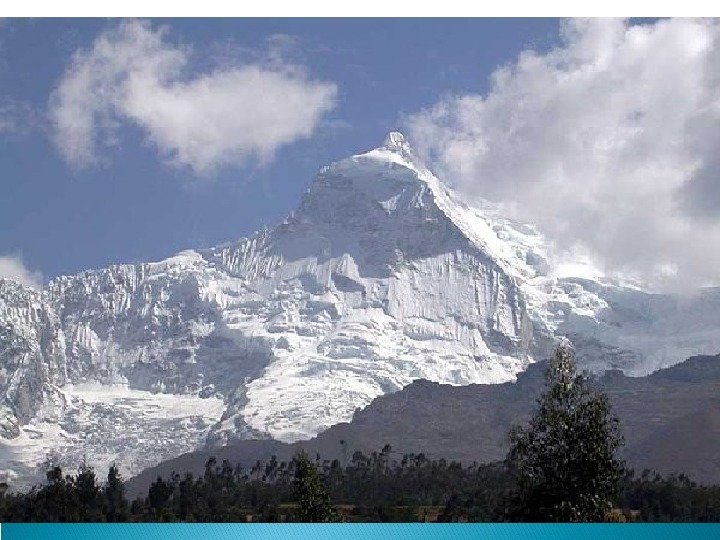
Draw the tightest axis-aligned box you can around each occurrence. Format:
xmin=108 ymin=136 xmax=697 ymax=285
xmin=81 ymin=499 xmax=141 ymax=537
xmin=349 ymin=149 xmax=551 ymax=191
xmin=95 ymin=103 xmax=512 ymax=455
xmin=4 ymin=524 xmax=720 ymax=540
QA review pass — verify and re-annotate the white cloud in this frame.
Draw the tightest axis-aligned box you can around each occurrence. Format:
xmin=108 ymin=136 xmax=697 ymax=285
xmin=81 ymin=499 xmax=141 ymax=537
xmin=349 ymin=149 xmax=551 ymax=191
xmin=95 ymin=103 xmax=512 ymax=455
xmin=0 ymin=255 xmax=42 ymax=289
xmin=49 ymin=20 xmax=337 ymax=175
xmin=407 ymin=18 xmax=720 ymax=292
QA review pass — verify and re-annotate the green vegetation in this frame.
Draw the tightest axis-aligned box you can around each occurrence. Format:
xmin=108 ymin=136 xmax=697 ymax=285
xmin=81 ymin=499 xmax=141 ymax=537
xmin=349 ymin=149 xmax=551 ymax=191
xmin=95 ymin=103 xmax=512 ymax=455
xmin=3 ymin=450 xmax=720 ymax=522
xmin=0 ymin=449 xmax=514 ymax=522
xmin=506 ymin=344 xmax=624 ymax=521
xmin=292 ymin=451 xmax=337 ymax=522
xmin=1 ymin=345 xmax=718 ymax=523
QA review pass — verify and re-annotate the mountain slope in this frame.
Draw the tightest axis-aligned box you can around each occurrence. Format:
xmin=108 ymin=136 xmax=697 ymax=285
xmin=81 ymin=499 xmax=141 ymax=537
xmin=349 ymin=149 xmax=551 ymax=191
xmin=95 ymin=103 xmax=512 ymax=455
xmin=1 ymin=133 xmax=544 ymax=484
xmin=2 ymin=132 xmax=720 ymax=487
xmin=125 ymin=354 xmax=720 ymax=499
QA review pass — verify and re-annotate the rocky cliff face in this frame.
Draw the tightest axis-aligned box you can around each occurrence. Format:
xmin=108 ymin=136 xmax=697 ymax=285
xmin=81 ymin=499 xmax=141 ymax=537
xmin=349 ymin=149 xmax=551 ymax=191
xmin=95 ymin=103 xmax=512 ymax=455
xmin=124 ymin=354 xmax=720 ymax=499
xmin=0 ymin=280 xmax=67 ymax=438
xmin=1 ymin=133 xmax=719 ymax=486
xmin=201 ymin=133 xmax=543 ymax=445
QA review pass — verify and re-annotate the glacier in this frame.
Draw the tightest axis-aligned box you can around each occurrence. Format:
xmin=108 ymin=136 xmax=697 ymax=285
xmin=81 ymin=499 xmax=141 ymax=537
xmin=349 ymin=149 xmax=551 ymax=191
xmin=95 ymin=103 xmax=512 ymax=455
xmin=2 ymin=132 xmax=720 ymax=486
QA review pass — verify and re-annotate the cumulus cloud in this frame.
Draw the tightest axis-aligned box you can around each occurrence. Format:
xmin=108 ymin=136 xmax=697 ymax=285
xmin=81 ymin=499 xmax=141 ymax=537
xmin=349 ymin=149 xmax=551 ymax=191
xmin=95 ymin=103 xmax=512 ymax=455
xmin=49 ymin=20 xmax=337 ymax=174
xmin=407 ymin=18 xmax=720 ymax=291
xmin=0 ymin=255 xmax=42 ymax=289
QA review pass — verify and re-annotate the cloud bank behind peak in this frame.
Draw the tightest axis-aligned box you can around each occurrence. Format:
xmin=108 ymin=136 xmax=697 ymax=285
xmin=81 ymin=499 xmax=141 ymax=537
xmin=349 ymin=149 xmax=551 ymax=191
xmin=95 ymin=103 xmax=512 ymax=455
xmin=408 ymin=18 xmax=720 ymax=292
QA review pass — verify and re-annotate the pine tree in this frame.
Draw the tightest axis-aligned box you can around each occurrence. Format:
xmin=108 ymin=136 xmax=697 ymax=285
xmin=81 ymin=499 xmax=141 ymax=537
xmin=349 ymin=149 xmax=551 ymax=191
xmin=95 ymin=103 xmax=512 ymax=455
xmin=147 ymin=476 xmax=174 ymax=517
xmin=104 ymin=464 xmax=128 ymax=521
xmin=506 ymin=344 xmax=624 ymax=522
xmin=292 ymin=451 xmax=337 ymax=522
xmin=76 ymin=462 xmax=102 ymax=521
xmin=40 ymin=465 xmax=71 ymax=521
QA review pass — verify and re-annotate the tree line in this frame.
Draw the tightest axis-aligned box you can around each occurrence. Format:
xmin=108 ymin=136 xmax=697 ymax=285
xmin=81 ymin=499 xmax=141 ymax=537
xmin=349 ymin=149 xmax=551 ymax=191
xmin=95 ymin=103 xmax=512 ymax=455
xmin=3 ymin=345 xmax=720 ymax=522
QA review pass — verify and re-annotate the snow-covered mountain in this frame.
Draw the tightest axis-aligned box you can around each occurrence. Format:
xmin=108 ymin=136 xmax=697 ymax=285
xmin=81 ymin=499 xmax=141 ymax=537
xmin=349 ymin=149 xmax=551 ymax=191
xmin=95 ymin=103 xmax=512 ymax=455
xmin=2 ymin=133 xmax=720 ymax=486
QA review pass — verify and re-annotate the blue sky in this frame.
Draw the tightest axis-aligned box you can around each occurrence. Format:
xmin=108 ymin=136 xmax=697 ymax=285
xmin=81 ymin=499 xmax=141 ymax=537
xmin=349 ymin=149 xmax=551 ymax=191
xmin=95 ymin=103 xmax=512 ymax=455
xmin=0 ymin=18 xmax=561 ymax=281
xmin=3 ymin=18 xmax=720 ymax=291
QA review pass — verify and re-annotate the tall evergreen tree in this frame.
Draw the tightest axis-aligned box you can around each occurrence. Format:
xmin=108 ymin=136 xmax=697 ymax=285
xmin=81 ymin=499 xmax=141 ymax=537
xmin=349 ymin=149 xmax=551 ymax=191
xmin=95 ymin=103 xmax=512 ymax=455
xmin=506 ymin=344 xmax=624 ymax=522
xmin=39 ymin=465 xmax=72 ymax=521
xmin=104 ymin=464 xmax=128 ymax=521
xmin=292 ymin=451 xmax=337 ymax=522
xmin=76 ymin=462 xmax=102 ymax=521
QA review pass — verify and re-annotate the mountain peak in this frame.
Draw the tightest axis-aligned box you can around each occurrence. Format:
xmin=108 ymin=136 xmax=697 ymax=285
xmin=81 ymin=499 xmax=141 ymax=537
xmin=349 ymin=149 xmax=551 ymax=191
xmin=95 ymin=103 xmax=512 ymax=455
xmin=5 ymin=129 xmax=716 ymax=487
xmin=383 ymin=131 xmax=410 ymax=151
xmin=381 ymin=131 xmax=418 ymax=164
